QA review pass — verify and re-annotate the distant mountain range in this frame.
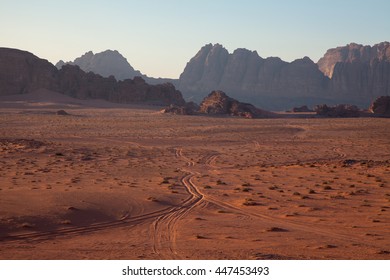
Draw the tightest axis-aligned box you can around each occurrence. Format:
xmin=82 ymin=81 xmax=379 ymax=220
xmin=55 ymin=50 xmax=173 ymax=85
xmin=0 ymin=48 xmax=185 ymax=106
xmin=55 ymin=42 xmax=390 ymax=110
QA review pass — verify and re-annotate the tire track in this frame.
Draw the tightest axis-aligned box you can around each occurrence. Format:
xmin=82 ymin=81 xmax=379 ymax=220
xmin=0 ymin=206 xmax=176 ymax=243
xmin=151 ymin=148 xmax=205 ymax=258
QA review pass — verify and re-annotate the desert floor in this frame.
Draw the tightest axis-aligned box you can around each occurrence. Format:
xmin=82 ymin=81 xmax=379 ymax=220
xmin=0 ymin=98 xmax=389 ymax=259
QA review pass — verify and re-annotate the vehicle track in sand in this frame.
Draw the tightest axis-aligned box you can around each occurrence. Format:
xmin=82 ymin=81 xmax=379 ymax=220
xmin=151 ymin=146 xmax=366 ymax=259
xmin=151 ymin=148 xmax=206 ymax=258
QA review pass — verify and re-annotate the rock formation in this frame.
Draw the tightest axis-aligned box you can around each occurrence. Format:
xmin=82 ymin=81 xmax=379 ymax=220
xmin=370 ymin=96 xmax=390 ymax=117
xmin=0 ymin=48 xmax=185 ymax=106
xmin=198 ymin=90 xmax=274 ymax=118
xmin=162 ymin=102 xmax=199 ymax=115
xmin=162 ymin=90 xmax=273 ymax=118
xmin=314 ymin=104 xmax=361 ymax=118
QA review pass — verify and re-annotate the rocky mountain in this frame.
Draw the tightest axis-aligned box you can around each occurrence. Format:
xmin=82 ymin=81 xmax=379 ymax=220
xmin=55 ymin=50 xmax=175 ymax=86
xmin=0 ymin=48 xmax=185 ymax=106
xmin=55 ymin=50 xmax=142 ymax=81
xmin=177 ymin=44 xmax=329 ymax=110
xmin=177 ymin=43 xmax=390 ymax=110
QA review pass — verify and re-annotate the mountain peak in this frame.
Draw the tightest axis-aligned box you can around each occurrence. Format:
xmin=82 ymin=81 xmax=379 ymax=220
xmin=55 ymin=50 xmax=142 ymax=80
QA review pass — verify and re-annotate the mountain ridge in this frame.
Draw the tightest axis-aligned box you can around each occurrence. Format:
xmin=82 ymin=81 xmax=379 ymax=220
xmin=31 ymin=41 xmax=390 ymax=110
xmin=0 ymin=47 xmax=185 ymax=106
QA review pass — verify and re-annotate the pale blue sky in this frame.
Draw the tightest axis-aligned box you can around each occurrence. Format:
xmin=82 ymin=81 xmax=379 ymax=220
xmin=1 ymin=0 xmax=389 ymax=78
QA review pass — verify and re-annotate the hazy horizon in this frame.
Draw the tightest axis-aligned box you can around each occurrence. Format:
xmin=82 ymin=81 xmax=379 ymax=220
xmin=1 ymin=0 xmax=389 ymax=78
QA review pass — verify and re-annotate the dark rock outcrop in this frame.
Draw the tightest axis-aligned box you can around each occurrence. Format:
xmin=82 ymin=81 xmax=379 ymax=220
xmin=57 ymin=65 xmax=185 ymax=105
xmin=56 ymin=110 xmax=69 ymax=115
xmin=162 ymin=102 xmax=199 ymax=115
xmin=314 ymin=104 xmax=361 ymax=118
xmin=291 ymin=105 xmax=313 ymax=112
xmin=370 ymin=96 xmax=390 ymax=116
xmin=198 ymin=90 xmax=274 ymax=118
xmin=0 ymin=48 xmax=185 ymax=106
xmin=162 ymin=90 xmax=274 ymax=118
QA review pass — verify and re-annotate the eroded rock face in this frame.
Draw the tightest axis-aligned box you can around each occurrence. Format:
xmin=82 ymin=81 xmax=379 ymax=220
xmin=317 ymin=42 xmax=390 ymax=78
xmin=370 ymin=96 xmax=390 ymax=116
xmin=317 ymin=42 xmax=390 ymax=103
xmin=0 ymin=48 xmax=58 ymax=95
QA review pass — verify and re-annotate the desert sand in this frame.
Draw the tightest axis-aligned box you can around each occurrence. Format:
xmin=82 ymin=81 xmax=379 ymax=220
xmin=0 ymin=92 xmax=389 ymax=260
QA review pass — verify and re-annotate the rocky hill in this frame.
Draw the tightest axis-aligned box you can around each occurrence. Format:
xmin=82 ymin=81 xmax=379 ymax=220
xmin=199 ymin=90 xmax=275 ymax=118
xmin=0 ymin=48 xmax=185 ymax=106
xmin=163 ymin=90 xmax=274 ymax=118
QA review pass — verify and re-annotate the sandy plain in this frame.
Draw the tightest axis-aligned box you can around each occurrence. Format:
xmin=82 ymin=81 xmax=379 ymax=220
xmin=0 ymin=92 xmax=389 ymax=260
